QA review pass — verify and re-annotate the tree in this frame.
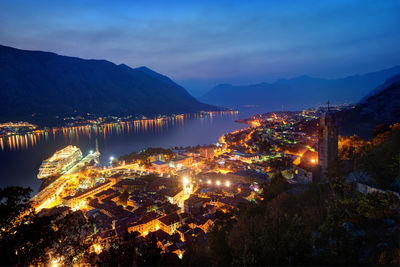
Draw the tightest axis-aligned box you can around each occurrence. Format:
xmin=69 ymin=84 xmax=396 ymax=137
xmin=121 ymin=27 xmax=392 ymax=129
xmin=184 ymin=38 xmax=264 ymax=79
xmin=326 ymin=158 xmax=353 ymax=198
xmin=315 ymin=186 xmax=400 ymax=266
xmin=92 ymin=231 xmax=140 ymax=266
xmin=208 ymin=210 xmax=236 ymax=266
xmin=0 ymin=187 xmax=53 ymax=265
xmin=182 ymin=237 xmax=211 ymax=266
xmin=261 ymin=173 xmax=289 ymax=201
xmin=208 ymin=224 xmax=232 ymax=266
xmin=139 ymin=234 xmax=162 ymax=266
xmin=228 ymin=206 xmax=312 ymax=266
xmin=359 ymin=134 xmax=400 ymax=189
xmin=269 ymin=156 xmax=292 ymax=172
xmin=50 ymin=210 xmax=94 ymax=266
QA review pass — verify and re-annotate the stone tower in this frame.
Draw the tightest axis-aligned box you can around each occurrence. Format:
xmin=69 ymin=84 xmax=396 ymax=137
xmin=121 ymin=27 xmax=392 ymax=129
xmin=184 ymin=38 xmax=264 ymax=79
xmin=318 ymin=110 xmax=338 ymax=180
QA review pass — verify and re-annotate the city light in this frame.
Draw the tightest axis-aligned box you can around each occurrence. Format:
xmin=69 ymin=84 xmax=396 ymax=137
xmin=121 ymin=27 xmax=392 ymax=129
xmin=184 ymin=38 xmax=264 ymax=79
xmin=92 ymin=243 xmax=102 ymax=254
xmin=8 ymin=83 xmax=378 ymax=266
xmin=51 ymin=258 xmax=61 ymax=267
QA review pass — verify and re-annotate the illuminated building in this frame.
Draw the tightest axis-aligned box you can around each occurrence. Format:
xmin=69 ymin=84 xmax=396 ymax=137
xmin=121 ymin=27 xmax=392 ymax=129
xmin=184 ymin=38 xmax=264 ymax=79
xmin=158 ymin=213 xmax=182 ymax=235
xmin=62 ymin=180 xmax=114 ymax=208
xmin=128 ymin=212 xmax=162 ymax=236
xmin=152 ymin=160 xmax=170 ymax=172
xmin=37 ymin=145 xmax=82 ymax=179
xmin=199 ymin=146 xmax=215 ymax=159
xmin=164 ymin=187 xmax=185 ymax=205
xmin=113 ymin=179 xmax=146 ymax=193
xmin=232 ymin=151 xmax=259 ymax=163
xmin=169 ymin=155 xmax=193 ymax=170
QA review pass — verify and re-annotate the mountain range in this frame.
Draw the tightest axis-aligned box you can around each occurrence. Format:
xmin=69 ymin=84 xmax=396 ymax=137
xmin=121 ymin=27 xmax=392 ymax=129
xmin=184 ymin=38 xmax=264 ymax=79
xmin=0 ymin=44 xmax=218 ymax=124
xmin=200 ymin=66 xmax=400 ymax=111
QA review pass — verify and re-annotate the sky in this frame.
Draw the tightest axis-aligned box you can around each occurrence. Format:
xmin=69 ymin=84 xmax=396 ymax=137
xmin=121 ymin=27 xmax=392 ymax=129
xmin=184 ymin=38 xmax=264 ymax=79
xmin=1 ymin=0 xmax=400 ymax=96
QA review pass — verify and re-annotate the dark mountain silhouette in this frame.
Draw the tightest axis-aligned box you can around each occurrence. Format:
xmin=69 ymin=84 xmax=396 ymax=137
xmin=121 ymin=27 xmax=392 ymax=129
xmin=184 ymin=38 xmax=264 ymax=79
xmin=200 ymin=66 xmax=400 ymax=110
xmin=337 ymin=74 xmax=400 ymax=137
xmin=0 ymin=44 xmax=219 ymax=124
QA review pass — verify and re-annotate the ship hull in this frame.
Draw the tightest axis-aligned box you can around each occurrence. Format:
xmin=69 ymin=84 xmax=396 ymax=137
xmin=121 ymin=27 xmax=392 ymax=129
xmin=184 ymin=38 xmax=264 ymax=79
xmin=37 ymin=145 xmax=82 ymax=179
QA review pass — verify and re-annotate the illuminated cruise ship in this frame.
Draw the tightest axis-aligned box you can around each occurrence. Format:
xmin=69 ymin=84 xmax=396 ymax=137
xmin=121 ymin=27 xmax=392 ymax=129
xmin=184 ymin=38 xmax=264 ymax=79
xmin=37 ymin=145 xmax=82 ymax=179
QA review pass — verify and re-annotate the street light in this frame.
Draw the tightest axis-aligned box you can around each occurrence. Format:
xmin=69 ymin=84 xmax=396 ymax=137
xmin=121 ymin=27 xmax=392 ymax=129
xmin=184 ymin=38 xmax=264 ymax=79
xmin=216 ymin=180 xmax=221 ymax=186
xmin=225 ymin=181 xmax=231 ymax=187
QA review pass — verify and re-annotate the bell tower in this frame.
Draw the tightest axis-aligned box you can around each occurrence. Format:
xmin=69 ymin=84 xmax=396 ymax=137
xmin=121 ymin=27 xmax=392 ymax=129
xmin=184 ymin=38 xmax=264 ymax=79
xmin=318 ymin=101 xmax=338 ymax=180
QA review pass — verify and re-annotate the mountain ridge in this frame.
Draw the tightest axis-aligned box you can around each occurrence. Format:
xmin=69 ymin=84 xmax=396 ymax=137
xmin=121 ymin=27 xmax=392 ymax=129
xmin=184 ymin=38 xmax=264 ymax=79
xmin=337 ymin=73 xmax=400 ymax=137
xmin=201 ymin=65 xmax=400 ymax=110
xmin=0 ymin=44 xmax=219 ymax=125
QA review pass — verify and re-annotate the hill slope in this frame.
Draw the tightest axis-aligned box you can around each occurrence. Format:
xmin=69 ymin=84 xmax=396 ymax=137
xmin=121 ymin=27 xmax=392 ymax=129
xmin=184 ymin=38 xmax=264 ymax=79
xmin=200 ymin=66 xmax=400 ymax=110
xmin=0 ymin=45 xmax=218 ymax=124
xmin=337 ymin=74 xmax=400 ymax=137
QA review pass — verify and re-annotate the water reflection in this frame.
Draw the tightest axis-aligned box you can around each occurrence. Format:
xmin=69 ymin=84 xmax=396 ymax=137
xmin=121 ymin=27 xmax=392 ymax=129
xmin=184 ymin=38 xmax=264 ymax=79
xmin=1 ymin=111 xmax=238 ymax=151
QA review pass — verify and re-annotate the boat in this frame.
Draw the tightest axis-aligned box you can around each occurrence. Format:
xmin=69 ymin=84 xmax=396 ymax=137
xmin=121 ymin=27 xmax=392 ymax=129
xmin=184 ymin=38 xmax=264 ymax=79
xmin=37 ymin=145 xmax=82 ymax=179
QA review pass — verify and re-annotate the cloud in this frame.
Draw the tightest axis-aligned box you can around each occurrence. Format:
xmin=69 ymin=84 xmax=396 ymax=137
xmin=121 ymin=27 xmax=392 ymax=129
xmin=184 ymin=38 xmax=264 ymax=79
xmin=0 ymin=0 xmax=399 ymax=93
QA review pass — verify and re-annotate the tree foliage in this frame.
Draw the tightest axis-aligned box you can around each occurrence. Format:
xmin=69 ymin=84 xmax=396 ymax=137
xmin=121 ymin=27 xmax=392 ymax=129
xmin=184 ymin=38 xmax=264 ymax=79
xmin=261 ymin=173 xmax=289 ymax=201
xmin=338 ymin=123 xmax=400 ymax=190
xmin=0 ymin=187 xmax=51 ymax=265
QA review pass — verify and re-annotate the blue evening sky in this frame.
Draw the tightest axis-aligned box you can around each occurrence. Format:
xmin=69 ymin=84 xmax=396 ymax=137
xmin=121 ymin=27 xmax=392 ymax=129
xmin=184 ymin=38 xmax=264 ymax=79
xmin=1 ymin=0 xmax=399 ymax=96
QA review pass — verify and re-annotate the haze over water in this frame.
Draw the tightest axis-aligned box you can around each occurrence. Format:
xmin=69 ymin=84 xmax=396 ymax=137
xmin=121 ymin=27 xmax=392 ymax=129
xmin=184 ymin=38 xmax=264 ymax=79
xmin=0 ymin=111 xmax=252 ymax=192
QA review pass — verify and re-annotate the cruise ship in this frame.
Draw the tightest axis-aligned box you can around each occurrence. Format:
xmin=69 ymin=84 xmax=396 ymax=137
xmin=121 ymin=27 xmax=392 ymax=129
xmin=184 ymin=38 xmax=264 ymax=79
xmin=37 ymin=145 xmax=82 ymax=179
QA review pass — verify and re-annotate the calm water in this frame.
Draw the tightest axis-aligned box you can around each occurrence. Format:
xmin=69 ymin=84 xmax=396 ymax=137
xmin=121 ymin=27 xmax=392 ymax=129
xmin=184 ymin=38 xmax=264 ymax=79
xmin=0 ymin=111 xmax=255 ymax=192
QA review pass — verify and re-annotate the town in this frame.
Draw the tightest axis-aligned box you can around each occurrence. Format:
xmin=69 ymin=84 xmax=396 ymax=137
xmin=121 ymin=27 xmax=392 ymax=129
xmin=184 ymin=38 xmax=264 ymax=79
xmin=27 ymin=105 xmax=363 ymax=264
